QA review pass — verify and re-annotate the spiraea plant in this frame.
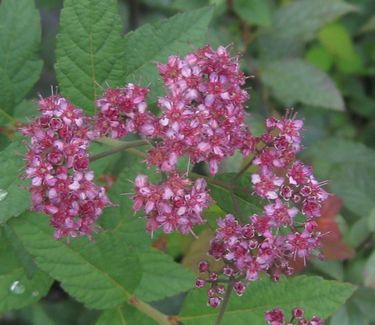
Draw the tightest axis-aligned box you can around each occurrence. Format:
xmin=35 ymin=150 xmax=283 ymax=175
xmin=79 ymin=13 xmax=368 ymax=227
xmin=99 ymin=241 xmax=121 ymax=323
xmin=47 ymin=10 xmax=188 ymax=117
xmin=19 ymin=44 xmax=343 ymax=323
xmin=0 ymin=0 xmax=365 ymax=324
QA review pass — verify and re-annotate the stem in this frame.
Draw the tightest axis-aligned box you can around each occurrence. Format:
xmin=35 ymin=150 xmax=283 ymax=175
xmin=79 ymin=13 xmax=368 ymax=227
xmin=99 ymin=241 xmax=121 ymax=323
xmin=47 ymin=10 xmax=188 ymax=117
xmin=128 ymin=295 xmax=172 ymax=325
xmin=90 ymin=139 xmax=148 ymax=162
xmin=215 ymin=281 xmax=234 ymax=325
xmin=0 ymin=107 xmax=17 ymax=125
xmin=232 ymin=157 xmax=254 ymax=182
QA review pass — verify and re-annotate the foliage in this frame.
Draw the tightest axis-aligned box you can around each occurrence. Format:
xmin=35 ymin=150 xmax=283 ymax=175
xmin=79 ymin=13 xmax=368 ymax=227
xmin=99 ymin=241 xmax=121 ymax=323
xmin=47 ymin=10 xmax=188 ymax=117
xmin=0 ymin=0 xmax=374 ymax=324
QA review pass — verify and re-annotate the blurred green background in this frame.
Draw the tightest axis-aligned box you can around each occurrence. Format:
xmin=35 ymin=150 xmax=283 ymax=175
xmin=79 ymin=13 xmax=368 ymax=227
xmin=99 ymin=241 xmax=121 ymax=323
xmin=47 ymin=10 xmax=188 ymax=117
xmin=1 ymin=0 xmax=375 ymax=324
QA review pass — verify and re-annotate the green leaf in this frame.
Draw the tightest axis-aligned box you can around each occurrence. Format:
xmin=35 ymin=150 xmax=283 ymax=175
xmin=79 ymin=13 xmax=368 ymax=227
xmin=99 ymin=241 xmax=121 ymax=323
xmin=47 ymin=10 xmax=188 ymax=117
xmin=55 ymin=0 xmax=124 ymax=112
xmin=271 ymin=0 xmax=357 ymax=42
xmin=330 ymin=164 xmax=375 ymax=217
xmin=305 ymin=45 xmax=333 ymax=72
xmin=8 ymin=211 xmax=142 ymax=310
xmin=318 ymin=22 xmax=363 ymax=74
xmin=135 ymin=249 xmax=195 ymax=302
xmin=306 ymin=139 xmax=375 ymax=217
xmin=179 ymin=275 xmax=356 ymax=324
xmin=257 ymin=0 xmax=356 ymax=61
xmin=208 ymin=173 xmax=263 ymax=219
xmin=0 ymin=141 xmax=30 ymax=224
xmin=100 ymin=162 xmax=161 ymax=230
xmin=368 ymin=207 xmax=375 ymax=232
xmin=360 ymin=15 xmax=375 ymax=33
xmin=351 ymin=287 xmax=375 ymax=321
xmin=0 ymin=227 xmax=52 ymax=313
xmin=331 ymin=303 xmax=367 ymax=325
xmin=123 ymin=7 xmax=214 ymax=101
xmin=232 ymin=0 xmax=271 ymax=27
xmin=261 ymin=59 xmax=344 ymax=111
xmin=0 ymin=0 xmax=42 ymax=113
xmin=311 ymin=259 xmax=344 ymax=281
xmin=97 ymin=304 xmax=157 ymax=325
xmin=364 ymin=250 xmax=375 ymax=288
xmin=346 ymin=218 xmax=370 ymax=249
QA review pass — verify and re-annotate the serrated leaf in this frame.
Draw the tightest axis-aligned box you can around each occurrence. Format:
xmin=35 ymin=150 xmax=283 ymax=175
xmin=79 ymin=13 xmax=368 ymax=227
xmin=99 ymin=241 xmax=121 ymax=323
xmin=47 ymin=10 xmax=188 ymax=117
xmin=97 ymin=304 xmax=158 ymax=325
xmin=232 ymin=0 xmax=271 ymax=27
xmin=179 ymin=275 xmax=356 ymax=324
xmin=135 ymin=249 xmax=195 ymax=302
xmin=261 ymin=59 xmax=344 ymax=110
xmin=0 ymin=141 xmax=30 ymax=224
xmin=55 ymin=0 xmax=124 ymax=112
xmin=123 ymin=7 xmax=213 ymax=101
xmin=0 ymin=0 xmax=42 ymax=113
xmin=8 ymin=212 xmax=142 ymax=310
xmin=0 ymin=227 xmax=52 ymax=313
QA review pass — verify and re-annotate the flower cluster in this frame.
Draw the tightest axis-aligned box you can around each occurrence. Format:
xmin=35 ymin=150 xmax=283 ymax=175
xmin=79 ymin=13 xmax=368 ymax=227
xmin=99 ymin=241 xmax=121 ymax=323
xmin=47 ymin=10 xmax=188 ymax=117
xmin=95 ymin=83 xmax=156 ymax=139
xmin=251 ymin=112 xmax=328 ymax=217
xmin=21 ymin=96 xmax=110 ymax=239
xmin=196 ymin=114 xmax=329 ymax=306
xmin=265 ymin=307 xmax=324 ymax=325
xmin=132 ymin=45 xmax=255 ymax=235
xmin=147 ymin=45 xmax=255 ymax=174
xmin=133 ymin=173 xmax=211 ymax=235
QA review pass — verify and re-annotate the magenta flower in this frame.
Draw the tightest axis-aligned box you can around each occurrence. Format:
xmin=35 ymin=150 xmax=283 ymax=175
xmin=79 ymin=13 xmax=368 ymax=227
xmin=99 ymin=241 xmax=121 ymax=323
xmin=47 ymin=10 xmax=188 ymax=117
xmin=147 ymin=45 xmax=255 ymax=174
xmin=265 ymin=307 xmax=324 ymax=325
xmin=21 ymin=96 xmax=111 ymax=239
xmin=133 ymin=173 xmax=211 ymax=235
xmin=196 ymin=112 xmax=329 ymax=304
xmin=95 ymin=83 xmax=157 ymax=139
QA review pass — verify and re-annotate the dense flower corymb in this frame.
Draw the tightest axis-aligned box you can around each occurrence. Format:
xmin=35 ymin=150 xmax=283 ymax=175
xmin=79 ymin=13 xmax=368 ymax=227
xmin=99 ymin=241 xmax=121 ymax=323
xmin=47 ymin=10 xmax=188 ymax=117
xmin=147 ymin=45 xmax=255 ymax=174
xmin=196 ymin=114 xmax=329 ymax=306
xmin=21 ymin=96 xmax=111 ymax=239
xmin=95 ymin=83 xmax=156 ymax=139
xmin=133 ymin=173 xmax=211 ymax=235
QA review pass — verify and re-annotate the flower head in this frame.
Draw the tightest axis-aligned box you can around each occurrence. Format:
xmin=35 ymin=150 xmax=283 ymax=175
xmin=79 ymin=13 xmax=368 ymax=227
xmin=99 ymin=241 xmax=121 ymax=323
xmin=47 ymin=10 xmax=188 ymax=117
xmin=21 ymin=96 xmax=111 ymax=239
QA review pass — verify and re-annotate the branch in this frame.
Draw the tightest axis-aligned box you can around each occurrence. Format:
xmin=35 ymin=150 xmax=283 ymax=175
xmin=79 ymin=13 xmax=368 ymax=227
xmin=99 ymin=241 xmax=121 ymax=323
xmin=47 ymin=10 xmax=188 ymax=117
xmin=91 ymin=138 xmax=149 ymax=161
xmin=128 ymin=295 xmax=173 ymax=325
xmin=215 ymin=281 xmax=234 ymax=325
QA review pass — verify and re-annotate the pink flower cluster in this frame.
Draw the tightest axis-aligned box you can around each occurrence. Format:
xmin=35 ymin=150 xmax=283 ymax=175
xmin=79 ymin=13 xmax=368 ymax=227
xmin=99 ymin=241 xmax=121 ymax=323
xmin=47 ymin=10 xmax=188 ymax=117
xmin=133 ymin=174 xmax=211 ymax=235
xmin=95 ymin=83 xmax=156 ymax=138
xmin=196 ymin=114 xmax=329 ymax=307
xmin=147 ymin=45 xmax=254 ymax=174
xmin=265 ymin=307 xmax=324 ymax=325
xmin=94 ymin=46 xmax=255 ymax=176
xmin=129 ymin=46 xmax=255 ymax=235
xmin=251 ymin=113 xmax=328 ymax=217
xmin=21 ymin=96 xmax=110 ymax=239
